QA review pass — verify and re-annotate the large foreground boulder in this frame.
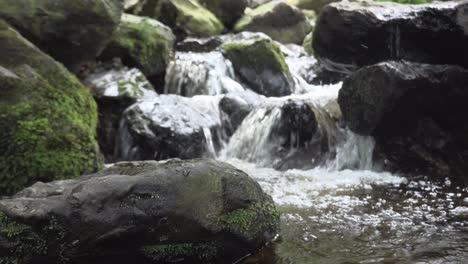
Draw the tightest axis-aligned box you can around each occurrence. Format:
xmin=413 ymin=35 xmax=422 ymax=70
xmin=339 ymin=61 xmax=468 ymax=183
xmin=221 ymin=35 xmax=295 ymax=97
xmin=0 ymin=0 xmax=123 ymax=70
xmin=100 ymin=14 xmax=175 ymax=81
xmin=0 ymin=22 xmax=101 ymax=195
xmin=116 ymin=95 xmax=225 ymax=161
xmin=0 ymin=159 xmax=280 ymax=264
xmin=313 ymin=1 xmax=468 ymax=73
xmin=234 ymin=1 xmax=313 ymax=44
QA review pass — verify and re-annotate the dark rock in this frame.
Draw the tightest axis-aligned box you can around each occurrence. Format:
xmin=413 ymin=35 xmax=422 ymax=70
xmin=200 ymin=0 xmax=248 ymax=28
xmin=339 ymin=61 xmax=468 ymax=183
xmin=176 ymin=36 xmax=224 ymax=52
xmin=219 ymin=92 xmax=264 ymax=135
xmin=116 ymin=95 xmax=226 ymax=161
xmin=0 ymin=21 xmax=101 ymax=195
xmin=83 ymin=61 xmax=157 ymax=162
xmin=288 ymin=0 xmax=340 ymax=13
xmin=0 ymin=159 xmax=280 ymax=264
xmin=0 ymin=0 xmax=123 ymax=70
xmin=313 ymin=1 xmax=468 ymax=74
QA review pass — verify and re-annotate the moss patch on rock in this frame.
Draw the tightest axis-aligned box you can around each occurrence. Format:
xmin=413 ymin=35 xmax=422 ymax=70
xmin=100 ymin=14 xmax=175 ymax=78
xmin=0 ymin=21 xmax=101 ymax=195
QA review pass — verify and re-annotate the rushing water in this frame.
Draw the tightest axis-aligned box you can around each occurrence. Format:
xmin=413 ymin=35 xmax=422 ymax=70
xmin=117 ymin=41 xmax=468 ymax=264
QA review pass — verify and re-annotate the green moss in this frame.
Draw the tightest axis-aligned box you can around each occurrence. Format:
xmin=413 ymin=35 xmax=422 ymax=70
xmin=0 ymin=22 xmax=102 ymax=195
xmin=170 ymin=0 xmax=224 ymax=37
xmin=303 ymin=32 xmax=314 ymax=55
xmin=142 ymin=242 xmax=218 ymax=262
xmin=222 ymin=39 xmax=290 ymax=75
xmin=103 ymin=14 xmax=174 ymax=77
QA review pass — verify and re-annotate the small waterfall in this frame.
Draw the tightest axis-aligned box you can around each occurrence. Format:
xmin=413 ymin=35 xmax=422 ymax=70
xmin=164 ymin=51 xmax=244 ymax=96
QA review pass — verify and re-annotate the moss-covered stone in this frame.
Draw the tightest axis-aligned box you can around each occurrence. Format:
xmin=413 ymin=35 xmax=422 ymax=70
xmin=234 ymin=1 xmax=312 ymax=44
xmin=303 ymin=32 xmax=314 ymax=55
xmin=133 ymin=0 xmax=224 ymax=39
xmin=0 ymin=21 xmax=102 ymax=195
xmin=221 ymin=36 xmax=294 ymax=96
xmin=0 ymin=0 xmax=123 ymax=70
xmin=100 ymin=14 xmax=175 ymax=78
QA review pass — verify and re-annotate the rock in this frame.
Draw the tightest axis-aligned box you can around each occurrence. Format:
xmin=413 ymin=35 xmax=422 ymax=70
xmin=224 ymin=98 xmax=338 ymax=170
xmin=0 ymin=159 xmax=280 ymax=264
xmin=313 ymin=1 xmax=468 ymax=74
xmin=134 ymin=0 xmax=225 ymax=38
xmin=247 ymin=0 xmax=273 ymax=9
xmin=0 ymin=0 xmax=123 ymax=70
xmin=176 ymin=36 xmax=224 ymax=52
xmin=287 ymin=0 xmax=340 ymax=13
xmin=234 ymin=1 xmax=313 ymax=44
xmin=100 ymin=14 xmax=175 ymax=81
xmin=303 ymin=32 xmax=314 ymax=54
xmin=220 ymin=91 xmax=265 ymax=135
xmin=164 ymin=51 xmax=245 ymax=96
xmin=0 ymin=21 xmax=101 ymax=195
xmin=83 ymin=61 xmax=157 ymax=162
xmin=116 ymin=95 xmax=226 ymax=161
xmin=339 ymin=61 xmax=468 ymax=183
xmin=199 ymin=0 xmax=248 ymax=28
xmin=221 ymin=35 xmax=295 ymax=97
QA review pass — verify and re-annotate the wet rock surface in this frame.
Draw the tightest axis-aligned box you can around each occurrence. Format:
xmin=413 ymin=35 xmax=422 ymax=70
xmin=339 ymin=61 xmax=468 ymax=183
xmin=313 ymin=1 xmax=468 ymax=74
xmin=0 ymin=0 xmax=123 ymax=70
xmin=0 ymin=159 xmax=280 ymax=264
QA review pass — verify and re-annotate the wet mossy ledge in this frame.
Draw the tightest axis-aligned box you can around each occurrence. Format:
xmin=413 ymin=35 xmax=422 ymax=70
xmin=0 ymin=21 xmax=102 ymax=195
xmin=0 ymin=159 xmax=280 ymax=264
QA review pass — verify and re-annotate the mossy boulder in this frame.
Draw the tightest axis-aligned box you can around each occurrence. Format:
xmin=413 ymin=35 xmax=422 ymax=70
xmin=132 ymin=0 xmax=225 ymax=39
xmin=234 ymin=1 xmax=313 ymax=44
xmin=0 ymin=0 xmax=123 ymax=70
xmin=199 ymin=0 xmax=248 ymax=28
xmin=0 ymin=21 xmax=102 ymax=195
xmin=100 ymin=14 xmax=175 ymax=80
xmin=221 ymin=35 xmax=295 ymax=97
xmin=0 ymin=159 xmax=280 ymax=263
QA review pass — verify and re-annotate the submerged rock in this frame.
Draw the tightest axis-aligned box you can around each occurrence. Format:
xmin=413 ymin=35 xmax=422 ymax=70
xmin=234 ymin=1 xmax=313 ymax=44
xmin=84 ymin=62 xmax=157 ymax=162
xmin=133 ymin=0 xmax=224 ymax=38
xmin=0 ymin=159 xmax=280 ymax=264
xmin=0 ymin=0 xmax=123 ymax=70
xmin=313 ymin=1 xmax=468 ymax=73
xmin=100 ymin=14 xmax=175 ymax=81
xmin=0 ymin=21 xmax=101 ymax=195
xmin=116 ymin=95 xmax=226 ymax=161
xmin=221 ymin=35 xmax=295 ymax=97
xmin=339 ymin=61 xmax=468 ymax=183
xmin=199 ymin=0 xmax=248 ymax=28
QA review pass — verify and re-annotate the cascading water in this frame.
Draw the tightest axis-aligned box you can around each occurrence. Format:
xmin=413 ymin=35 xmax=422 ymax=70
xmin=113 ymin=37 xmax=468 ymax=264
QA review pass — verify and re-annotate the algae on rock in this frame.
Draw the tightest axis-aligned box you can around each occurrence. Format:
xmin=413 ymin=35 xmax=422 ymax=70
xmin=0 ymin=21 xmax=101 ymax=195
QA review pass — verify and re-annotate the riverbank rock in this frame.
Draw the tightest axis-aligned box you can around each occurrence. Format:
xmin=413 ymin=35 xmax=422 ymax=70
xmin=133 ymin=0 xmax=224 ymax=38
xmin=313 ymin=1 xmax=468 ymax=74
xmin=0 ymin=159 xmax=280 ymax=264
xmin=100 ymin=14 xmax=175 ymax=81
xmin=339 ymin=61 xmax=468 ymax=184
xmin=0 ymin=22 xmax=101 ymax=195
xmin=116 ymin=95 xmax=225 ymax=161
xmin=200 ymin=0 xmax=248 ymax=28
xmin=234 ymin=1 xmax=313 ymax=44
xmin=221 ymin=36 xmax=295 ymax=97
xmin=83 ymin=62 xmax=157 ymax=162
xmin=0 ymin=0 xmax=123 ymax=70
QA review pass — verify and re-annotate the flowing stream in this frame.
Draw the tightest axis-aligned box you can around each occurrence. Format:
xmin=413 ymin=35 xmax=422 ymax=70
xmin=118 ymin=42 xmax=468 ymax=264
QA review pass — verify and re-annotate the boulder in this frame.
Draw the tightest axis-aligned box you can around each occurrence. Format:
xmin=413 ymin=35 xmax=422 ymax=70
xmin=164 ymin=51 xmax=245 ymax=96
xmin=287 ymin=0 xmax=340 ymax=13
xmin=234 ymin=1 xmax=313 ymax=44
xmin=133 ymin=0 xmax=225 ymax=38
xmin=224 ymin=98 xmax=338 ymax=170
xmin=219 ymin=91 xmax=264 ymax=135
xmin=0 ymin=22 xmax=101 ymax=195
xmin=100 ymin=14 xmax=175 ymax=81
xmin=339 ymin=61 xmax=468 ymax=183
xmin=0 ymin=0 xmax=123 ymax=70
xmin=176 ymin=36 xmax=224 ymax=53
xmin=221 ymin=35 xmax=295 ymax=97
xmin=0 ymin=159 xmax=280 ymax=264
xmin=199 ymin=0 xmax=248 ymax=28
xmin=247 ymin=0 xmax=273 ymax=8
xmin=313 ymin=1 xmax=468 ymax=74
xmin=83 ymin=61 xmax=157 ymax=162
xmin=116 ymin=95 xmax=226 ymax=161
